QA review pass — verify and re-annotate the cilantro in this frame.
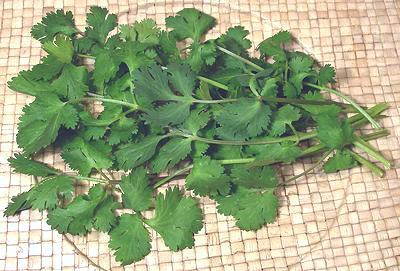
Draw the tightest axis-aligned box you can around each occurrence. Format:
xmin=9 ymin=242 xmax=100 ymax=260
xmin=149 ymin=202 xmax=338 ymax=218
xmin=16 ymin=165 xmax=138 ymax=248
xmin=8 ymin=154 xmax=59 ymax=177
xmin=5 ymin=7 xmax=390 ymax=267
xmin=52 ymin=64 xmax=89 ymax=99
xmin=217 ymin=26 xmax=252 ymax=55
xmin=216 ymin=98 xmax=271 ymax=140
xmin=231 ymin=165 xmax=278 ymax=189
xmin=146 ymin=187 xmax=203 ymax=251
xmin=270 ymin=105 xmax=301 ymax=136
xmin=186 ymin=157 xmax=230 ymax=196
xmin=109 ymin=214 xmax=151 ymax=265
xmin=119 ymin=167 xmax=152 ymax=212
xmin=151 ymin=138 xmax=192 ymax=173
xmin=116 ymin=136 xmax=164 ymax=170
xmin=42 ymin=34 xmax=74 ymax=63
xmin=323 ymin=150 xmax=358 ymax=173
xmin=47 ymin=184 xmax=112 ymax=235
xmin=166 ymin=8 xmax=215 ymax=42
xmin=17 ymin=93 xmax=79 ymax=155
xmin=31 ymin=10 xmax=77 ymax=43
xmin=61 ymin=136 xmax=113 ymax=176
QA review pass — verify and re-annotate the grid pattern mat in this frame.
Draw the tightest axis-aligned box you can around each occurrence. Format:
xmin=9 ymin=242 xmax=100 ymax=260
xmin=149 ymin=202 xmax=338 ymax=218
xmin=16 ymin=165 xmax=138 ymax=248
xmin=1 ymin=0 xmax=400 ymax=270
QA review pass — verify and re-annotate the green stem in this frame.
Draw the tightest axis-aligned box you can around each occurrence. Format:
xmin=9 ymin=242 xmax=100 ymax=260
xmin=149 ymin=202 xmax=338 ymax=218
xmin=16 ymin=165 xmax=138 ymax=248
xmin=197 ymin=76 xmax=230 ymax=91
xmin=192 ymin=98 xmax=237 ymax=104
xmin=184 ymin=132 xmax=316 ymax=146
xmin=72 ymin=97 xmax=139 ymax=109
xmin=72 ymin=175 xmax=108 ymax=184
xmin=348 ymin=150 xmax=385 ymax=177
xmin=77 ymin=53 xmax=96 ymax=59
xmin=353 ymin=136 xmax=392 ymax=169
xmin=278 ymin=150 xmax=333 ymax=186
xmin=216 ymin=46 xmax=264 ymax=71
xmin=219 ymin=158 xmax=255 ymax=165
xmin=153 ymin=165 xmax=193 ymax=189
xmin=215 ymin=129 xmax=389 ymax=166
xmin=305 ymin=83 xmax=381 ymax=129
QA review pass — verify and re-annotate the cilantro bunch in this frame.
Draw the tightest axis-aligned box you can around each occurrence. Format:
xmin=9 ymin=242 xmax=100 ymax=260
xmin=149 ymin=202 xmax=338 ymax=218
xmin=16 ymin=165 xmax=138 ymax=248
xmin=5 ymin=7 xmax=391 ymax=266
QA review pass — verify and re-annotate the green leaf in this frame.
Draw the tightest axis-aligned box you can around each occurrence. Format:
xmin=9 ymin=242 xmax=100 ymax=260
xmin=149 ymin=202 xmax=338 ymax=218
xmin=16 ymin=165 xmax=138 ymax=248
xmin=116 ymin=135 xmax=164 ymax=170
xmin=217 ymin=26 xmax=251 ymax=55
xmin=17 ymin=93 xmax=79 ymax=155
xmin=216 ymin=187 xmax=279 ymax=230
xmin=4 ymin=192 xmax=32 ymax=216
xmin=120 ymin=19 xmax=160 ymax=45
xmin=109 ymin=214 xmax=151 ymax=265
xmin=93 ymin=196 xmax=119 ymax=232
xmin=167 ymin=63 xmax=196 ymax=97
xmin=261 ymin=77 xmax=279 ymax=98
xmin=270 ymin=105 xmax=301 ymax=136
xmin=30 ymin=55 xmax=65 ymax=81
xmin=166 ymin=8 xmax=216 ymax=42
xmin=119 ymin=167 xmax=152 ymax=212
xmin=258 ymin=31 xmax=292 ymax=62
xmin=289 ymin=55 xmax=314 ymax=74
xmin=323 ymin=150 xmax=358 ymax=173
xmin=316 ymin=115 xmax=354 ymax=150
xmin=29 ymin=176 xmax=74 ymax=211
xmin=158 ymin=30 xmax=180 ymax=63
xmin=250 ymin=142 xmax=302 ymax=164
xmin=182 ymin=107 xmax=210 ymax=135
xmin=234 ymin=189 xmax=278 ymax=230
xmin=147 ymin=187 xmax=203 ymax=251
xmin=61 ymin=137 xmax=113 ymax=176
xmin=143 ymin=102 xmax=190 ymax=128
xmin=186 ymin=41 xmax=217 ymax=72
xmin=231 ymin=165 xmax=278 ymax=189
xmin=301 ymin=91 xmax=341 ymax=116
xmin=52 ymin=64 xmax=89 ymax=99
xmin=186 ymin=157 xmax=230 ymax=196
xmin=318 ymin=64 xmax=336 ymax=85
xmin=85 ymin=6 xmax=118 ymax=45
xmin=42 ymin=34 xmax=74 ymax=63
xmin=108 ymin=116 xmax=138 ymax=145
xmin=47 ymin=184 xmax=107 ymax=235
xmin=8 ymin=71 xmax=56 ymax=96
xmin=151 ymin=138 xmax=192 ymax=173
xmin=92 ymin=49 xmax=121 ymax=90
xmin=118 ymin=41 xmax=157 ymax=74
xmin=216 ymin=98 xmax=271 ymax=140
xmin=8 ymin=153 xmax=59 ymax=177
xmin=31 ymin=9 xmax=77 ymax=43
xmin=134 ymin=64 xmax=184 ymax=104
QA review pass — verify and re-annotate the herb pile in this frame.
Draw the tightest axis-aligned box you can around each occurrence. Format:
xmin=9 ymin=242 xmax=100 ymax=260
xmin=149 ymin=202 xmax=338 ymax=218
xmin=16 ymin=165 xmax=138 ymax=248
xmin=5 ymin=7 xmax=391 ymax=265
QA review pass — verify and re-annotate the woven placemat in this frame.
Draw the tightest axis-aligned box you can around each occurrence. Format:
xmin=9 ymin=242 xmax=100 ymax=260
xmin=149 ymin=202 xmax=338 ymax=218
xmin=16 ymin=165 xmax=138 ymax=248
xmin=1 ymin=0 xmax=400 ymax=270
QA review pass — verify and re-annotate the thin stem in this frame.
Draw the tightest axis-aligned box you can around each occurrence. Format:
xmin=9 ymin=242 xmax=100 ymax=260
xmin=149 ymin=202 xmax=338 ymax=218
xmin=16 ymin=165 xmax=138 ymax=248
xmin=72 ymin=175 xmax=108 ymax=184
xmin=305 ymin=83 xmax=381 ymax=129
xmin=216 ymin=129 xmax=389 ymax=166
xmin=71 ymin=97 xmax=139 ymax=109
xmin=153 ymin=165 xmax=193 ymax=189
xmin=278 ymin=150 xmax=333 ymax=187
xmin=288 ymin=123 xmax=300 ymax=145
xmin=192 ymin=98 xmax=238 ymax=104
xmin=184 ymin=132 xmax=316 ymax=146
xmin=99 ymin=170 xmax=112 ymax=183
xmin=77 ymin=53 xmax=96 ymax=59
xmin=197 ymin=76 xmax=230 ymax=91
xmin=219 ymin=158 xmax=255 ymax=165
xmin=348 ymin=150 xmax=385 ymax=177
xmin=353 ymin=136 xmax=392 ymax=169
xmin=216 ymin=46 xmax=264 ymax=71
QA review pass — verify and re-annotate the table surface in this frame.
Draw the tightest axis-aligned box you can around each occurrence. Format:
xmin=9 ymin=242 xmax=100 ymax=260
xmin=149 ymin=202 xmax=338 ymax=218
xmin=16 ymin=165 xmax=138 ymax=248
xmin=0 ymin=0 xmax=400 ymax=270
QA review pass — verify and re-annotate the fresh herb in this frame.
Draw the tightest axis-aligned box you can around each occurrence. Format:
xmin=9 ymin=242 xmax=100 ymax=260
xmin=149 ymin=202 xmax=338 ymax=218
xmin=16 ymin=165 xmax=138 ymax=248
xmin=5 ymin=7 xmax=391 ymax=266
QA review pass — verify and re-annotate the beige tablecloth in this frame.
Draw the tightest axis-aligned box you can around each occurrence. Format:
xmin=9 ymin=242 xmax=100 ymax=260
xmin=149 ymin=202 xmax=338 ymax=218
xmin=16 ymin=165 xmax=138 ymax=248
xmin=0 ymin=0 xmax=399 ymax=270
